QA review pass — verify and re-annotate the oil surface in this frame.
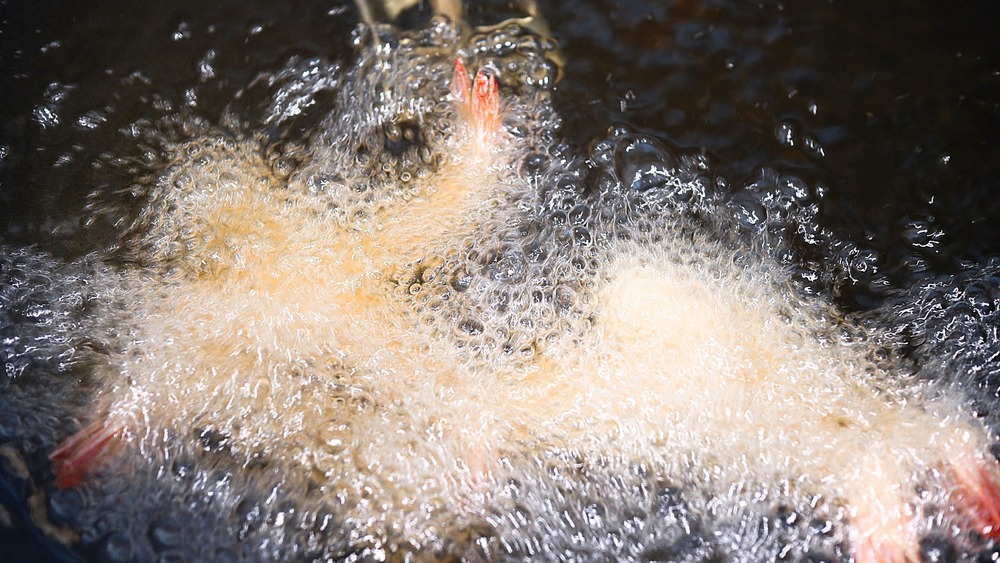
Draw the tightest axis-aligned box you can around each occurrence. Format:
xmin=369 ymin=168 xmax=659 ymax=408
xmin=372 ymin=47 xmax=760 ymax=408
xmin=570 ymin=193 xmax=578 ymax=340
xmin=2 ymin=1 xmax=1000 ymax=562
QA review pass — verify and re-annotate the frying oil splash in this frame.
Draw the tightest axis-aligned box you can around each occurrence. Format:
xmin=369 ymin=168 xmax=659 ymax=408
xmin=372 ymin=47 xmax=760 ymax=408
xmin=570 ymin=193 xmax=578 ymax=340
xmin=9 ymin=14 xmax=1000 ymax=563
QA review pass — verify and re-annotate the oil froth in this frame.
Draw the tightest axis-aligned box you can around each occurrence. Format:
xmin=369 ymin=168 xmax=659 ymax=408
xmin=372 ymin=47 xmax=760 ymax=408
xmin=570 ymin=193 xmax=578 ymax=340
xmin=2 ymin=11 xmax=1000 ymax=563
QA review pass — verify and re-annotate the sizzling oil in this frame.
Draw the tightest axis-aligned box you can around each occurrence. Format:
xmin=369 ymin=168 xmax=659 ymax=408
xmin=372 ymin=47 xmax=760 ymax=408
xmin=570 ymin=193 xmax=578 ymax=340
xmin=2 ymin=2 xmax=1000 ymax=563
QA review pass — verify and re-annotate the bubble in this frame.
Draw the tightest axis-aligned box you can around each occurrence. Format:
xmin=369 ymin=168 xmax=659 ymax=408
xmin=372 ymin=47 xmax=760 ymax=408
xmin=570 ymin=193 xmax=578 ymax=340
xmin=614 ymin=136 xmax=677 ymax=193
xmin=573 ymin=226 xmax=593 ymax=246
xmin=148 ymin=516 xmax=185 ymax=551
xmin=458 ymin=319 xmax=484 ymax=336
xmin=488 ymin=248 xmax=528 ymax=283
xmin=521 ymin=152 xmax=547 ymax=176
xmin=95 ymin=530 xmax=134 ymax=563
xmin=46 ymin=488 xmax=83 ymax=526
xmin=775 ymin=119 xmax=799 ymax=147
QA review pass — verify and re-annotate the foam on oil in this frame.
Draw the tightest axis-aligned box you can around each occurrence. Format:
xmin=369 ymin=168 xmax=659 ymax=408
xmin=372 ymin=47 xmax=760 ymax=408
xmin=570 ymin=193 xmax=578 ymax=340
xmin=2 ymin=15 xmax=999 ymax=563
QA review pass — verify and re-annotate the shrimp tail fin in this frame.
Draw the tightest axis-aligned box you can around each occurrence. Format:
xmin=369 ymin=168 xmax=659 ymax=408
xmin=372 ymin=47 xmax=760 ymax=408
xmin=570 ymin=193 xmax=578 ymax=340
xmin=50 ymin=421 xmax=124 ymax=488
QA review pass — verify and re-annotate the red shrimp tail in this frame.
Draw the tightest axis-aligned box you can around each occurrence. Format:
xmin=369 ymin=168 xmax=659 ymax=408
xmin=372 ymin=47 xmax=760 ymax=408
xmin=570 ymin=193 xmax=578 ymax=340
xmin=450 ymin=58 xmax=470 ymax=104
xmin=451 ymin=58 xmax=502 ymax=145
xmin=471 ymin=68 xmax=500 ymax=139
xmin=50 ymin=421 xmax=124 ymax=488
xmin=950 ymin=454 xmax=1000 ymax=540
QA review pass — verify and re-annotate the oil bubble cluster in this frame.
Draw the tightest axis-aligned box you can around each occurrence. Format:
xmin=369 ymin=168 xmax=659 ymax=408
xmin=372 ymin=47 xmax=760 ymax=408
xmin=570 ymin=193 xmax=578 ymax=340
xmin=2 ymin=11 xmax=1000 ymax=563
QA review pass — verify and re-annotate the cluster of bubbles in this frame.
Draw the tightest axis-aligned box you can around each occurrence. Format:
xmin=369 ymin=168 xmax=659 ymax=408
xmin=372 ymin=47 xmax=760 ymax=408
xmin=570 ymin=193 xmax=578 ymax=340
xmin=2 ymin=11 xmax=1000 ymax=563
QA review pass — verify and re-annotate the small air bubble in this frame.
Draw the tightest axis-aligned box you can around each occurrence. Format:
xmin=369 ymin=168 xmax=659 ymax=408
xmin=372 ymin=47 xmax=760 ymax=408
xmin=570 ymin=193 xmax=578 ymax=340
xmin=172 ymin=21 xmax=191 ymax=42
xmin=775 ymin=120 xmax=798 ymax=147
xmin=613 ymin=135 xmax=678 ymax=193
xmin=148 ymin=516 xmax=185 ymax=551
xmin=458 ymin=319 xmax=484 ymax=335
